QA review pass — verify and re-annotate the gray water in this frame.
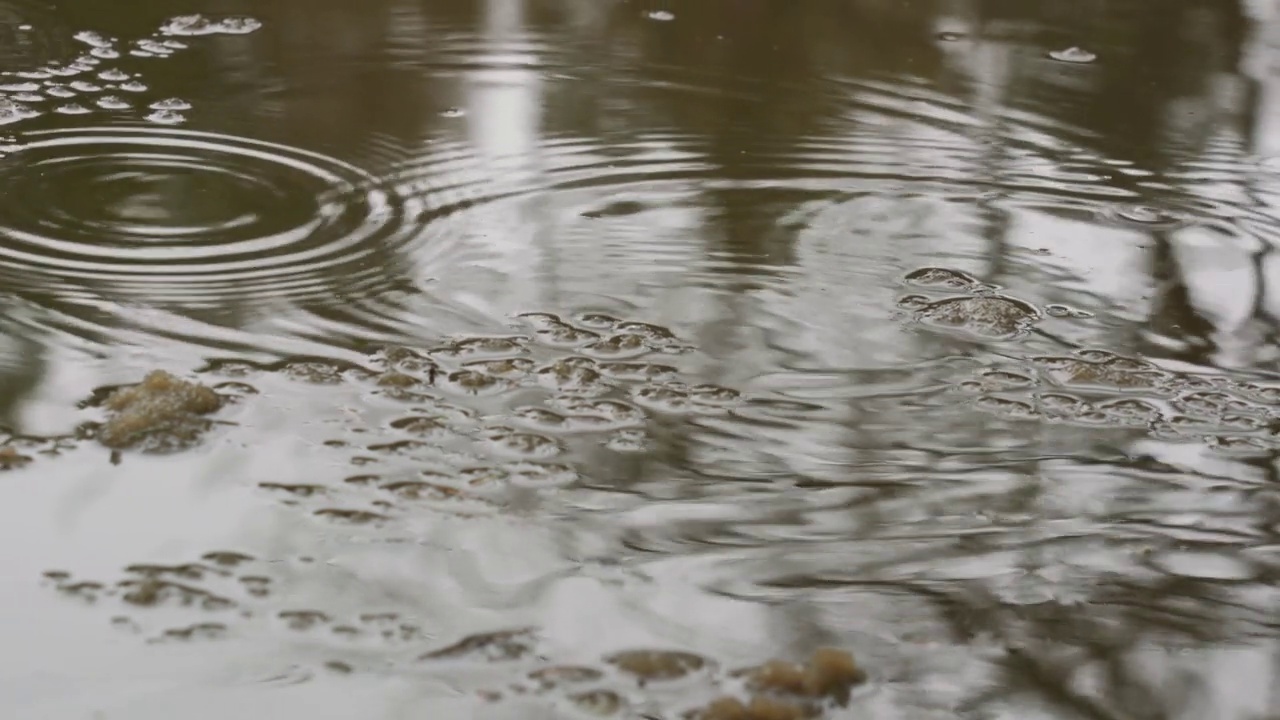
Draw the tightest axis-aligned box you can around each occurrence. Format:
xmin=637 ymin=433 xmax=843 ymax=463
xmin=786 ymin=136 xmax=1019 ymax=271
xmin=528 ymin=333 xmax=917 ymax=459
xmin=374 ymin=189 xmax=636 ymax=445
xmin=3 ymin=0 xmax=1280 ymax=718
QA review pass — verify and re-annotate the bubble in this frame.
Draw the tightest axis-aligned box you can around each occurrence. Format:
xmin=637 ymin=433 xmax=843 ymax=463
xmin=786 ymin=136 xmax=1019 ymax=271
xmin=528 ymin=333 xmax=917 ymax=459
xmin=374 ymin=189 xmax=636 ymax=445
xmin=482 ymin=427 xmax=563 ymax=459
xmin=936 ymin=31 xmax=966 ymax=41
xmin=1098 ymin=398 xmax=1162 ymax=424
xmin=1206 ymin=435 xmax=1270 ymax=456
xmin=1174 ymin=391 xmax=1242 ymax=417
xmin=1218 ymin=414 xmax=1266 ymax=431
xmin=159 ymin=14 xmax=264 ymax=36
xmin=202 ymin=551 xmax=253 ymax=567
xmin=442 ymin=369 xmax=515 ymax=396
xmin=689 ymin=384 xmax=743 ymax=407
xmin=69 ymin=80 xmax=100 ymax=93
xmin=1036 ymin=392 xmax=1090 ymax=415
xmin=583 ymin=333 xmax=650 ymax=359
xmin=146 ymin=109 xmax=186 ymax=125
xmin=1030 ymin=355 xmax=1165 ymax=391
xmin=54 ymin=103 xmax=91 ymax=115
xmin=118 ymin=80 xmax=147 ymax=92
xmin=0 ymin=97 xmax=39 ymax=125
xmin=912 ymin=295 xmax=1040 ymax=340
xmin=381 ymin=480 xmax=467 ymax=503
xmin=278 ymin=609 xmax=331 ymax=631
xmin=149 ymin=97 xmax=192 ymax=111
xmin=0 ymin=81 xmax=37 ymax=92
xmin=552 ymin=398 xmax=646 ymax=427
xmin=536 ymin=324 xmax=601 ymax=348
xmin=282 ymin=360 xmax=346 ymax=385
xmin=118 ymin=579 xmax=235 ymax=610
xmin=606 ymin=429 xmax=648 ymax=452
xmin=73 ymin=30 xmax=114 ymax=49
xmin=536 ymin=359 xmax=609 ymax=395
xmin=529 ymin=666 xmax=605 ymax=686
xmin=615 ymin=321 xmax=679 ymax=344
xmin=632 ymin=385 xmax=692 ymax=414
xmin=503 ymin=462 xmax=577 ymax=488
xmin=462 ymin=358 xmax=534 ymax=378
xmin=977 ymin=370 xmax=1036 ymax=388
xmin=153 ymin=622 xmax=229 ymax=643
xmin=389 ymin=415 xmax=451 ymax=438
xmin=646 ymin=10 xmax=676 ymax=21
xmin=97 ymin=68 xmax=129 ymax=82
xmin=0 ymin=126 xmax=414 ymax=305
xmin=512 ymin=407 xmax=572 ymax=431
xmin=596 ymin=362 xmax=679 ymax=383
xmin=433 ymin=336 xmax=528 ymax=360
xmin=1049 ymin=46 xmax=1097 ymax=64
xmin=313 ymin=508 xmax=389 ymax=525
xmin=567 ymin=690 xmax=628 ymax=716
xmin=260 ymin=482 xmax=327 ymax=499
xmin=133 ymin=39 xmax=174 ymax=57
xmin=974 ymin=395 xmax=1037 ymax=419
xmin=895 ymin=294 xmax=932 ymax=311
xmin=239 ymin=575 xmax=271 ymax=597
xmin=90 ymin=46 xmax=120 ymax=59
xmin=420 ymin=628 xmax=538 ymax=662
xmin=516 ymin=311 xmax=565 ymax=329
xmin=375 ymin=371 xmax=428 ymax=394
xmin=576 ymin=312 xmax=622 ymax=330
xmin=1235 ymin=383 xmax=1280 ymax=404
xmin=902 ymin=266 xmax=981 ymax=290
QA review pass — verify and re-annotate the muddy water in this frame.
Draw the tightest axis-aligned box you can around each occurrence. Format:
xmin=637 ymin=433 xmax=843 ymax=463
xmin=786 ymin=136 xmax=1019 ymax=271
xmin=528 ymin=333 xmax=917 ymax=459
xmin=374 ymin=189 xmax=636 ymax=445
xmin=3 ymin=0 xmax=1280 ymax=717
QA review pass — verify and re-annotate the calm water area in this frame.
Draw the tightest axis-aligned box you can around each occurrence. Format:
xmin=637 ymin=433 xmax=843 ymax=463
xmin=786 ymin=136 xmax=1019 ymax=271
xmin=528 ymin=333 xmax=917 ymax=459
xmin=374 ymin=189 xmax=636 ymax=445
xmin=4 ymin=0 xmax=1280 ymax=717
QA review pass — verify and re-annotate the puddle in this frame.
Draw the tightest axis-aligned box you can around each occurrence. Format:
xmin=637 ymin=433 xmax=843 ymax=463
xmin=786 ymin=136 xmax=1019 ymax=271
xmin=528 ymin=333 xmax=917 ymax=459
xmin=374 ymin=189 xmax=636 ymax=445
xmin=4 ymin=0 xmax=1280 ymax=718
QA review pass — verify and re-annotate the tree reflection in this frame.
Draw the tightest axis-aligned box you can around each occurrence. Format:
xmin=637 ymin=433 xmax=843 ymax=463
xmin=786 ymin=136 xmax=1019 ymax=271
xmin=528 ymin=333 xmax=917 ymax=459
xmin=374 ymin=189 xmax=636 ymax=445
xmin=16 ymin=0 xmax=1280 ymax=716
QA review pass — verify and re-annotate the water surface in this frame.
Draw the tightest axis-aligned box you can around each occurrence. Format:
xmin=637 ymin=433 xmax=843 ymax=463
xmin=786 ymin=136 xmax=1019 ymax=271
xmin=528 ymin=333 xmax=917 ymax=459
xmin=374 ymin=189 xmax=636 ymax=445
xmin=4 ymin=0 xmax=1280 ymax=718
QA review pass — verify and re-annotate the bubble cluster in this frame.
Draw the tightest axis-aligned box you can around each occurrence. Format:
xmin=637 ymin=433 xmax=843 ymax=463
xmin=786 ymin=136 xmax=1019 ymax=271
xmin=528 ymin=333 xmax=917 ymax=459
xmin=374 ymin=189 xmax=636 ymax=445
xmin=950 ymin=346 xmax=1280 ymax=453
xmin=899 ymin=268 xmax=1047 ymax=340
xmin=462 ymin=642 xmax=866 ymax=719
xmin=911 ymin=265 xmax=1280 ymax=448
xmin=39 ymin=311 xmax=760 ymax=690
xmin=0 ymin=14 xmax=260 ymax=127
xmin=158 ymin=14 xmax=263 ymax=37
xmin=43 ymin=553 xmax=438 ymax=653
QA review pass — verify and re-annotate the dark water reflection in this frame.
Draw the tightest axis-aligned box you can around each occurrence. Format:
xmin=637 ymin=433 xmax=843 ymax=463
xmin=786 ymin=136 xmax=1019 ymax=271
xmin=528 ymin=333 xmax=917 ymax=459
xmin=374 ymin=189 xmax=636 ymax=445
xmin=4 ymin=0 xmax=1280 ymax=717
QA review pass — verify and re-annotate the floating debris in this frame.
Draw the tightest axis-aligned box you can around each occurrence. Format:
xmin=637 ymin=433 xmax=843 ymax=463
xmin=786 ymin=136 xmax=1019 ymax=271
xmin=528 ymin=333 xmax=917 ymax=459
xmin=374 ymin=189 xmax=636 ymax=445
xmin=96 ymin=370 xmax=224 ymax=452
xmin=1048 ymin=46 xmax=1097 ymax=63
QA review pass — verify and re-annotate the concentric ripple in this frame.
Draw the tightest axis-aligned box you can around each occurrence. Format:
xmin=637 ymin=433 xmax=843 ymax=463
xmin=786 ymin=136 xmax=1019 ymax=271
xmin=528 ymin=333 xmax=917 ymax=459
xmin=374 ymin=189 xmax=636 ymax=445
xmin=0 ymin=126 xmax=414 ymax=306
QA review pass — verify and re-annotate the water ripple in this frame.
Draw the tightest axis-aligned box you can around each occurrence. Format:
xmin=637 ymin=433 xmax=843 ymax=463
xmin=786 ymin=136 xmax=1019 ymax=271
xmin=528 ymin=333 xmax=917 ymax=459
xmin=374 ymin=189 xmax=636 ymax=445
xmin=0 ymin=125 xmax=419 ymax=307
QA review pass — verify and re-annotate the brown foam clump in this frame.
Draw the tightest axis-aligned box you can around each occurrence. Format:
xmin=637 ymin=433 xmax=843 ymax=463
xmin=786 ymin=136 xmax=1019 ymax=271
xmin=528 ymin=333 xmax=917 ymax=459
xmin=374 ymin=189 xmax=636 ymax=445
xmin=606 ymin=649 xmax=708 ymax=682
xmin=695 ymin=696 xmax=815 ymax=720
xmin=693 ymin=648 xmax=865 ymax=719
xmin=0 ymin=445 xmax=32 ymax=470
xmin=97 ymin=370 xmax=224 ymax=451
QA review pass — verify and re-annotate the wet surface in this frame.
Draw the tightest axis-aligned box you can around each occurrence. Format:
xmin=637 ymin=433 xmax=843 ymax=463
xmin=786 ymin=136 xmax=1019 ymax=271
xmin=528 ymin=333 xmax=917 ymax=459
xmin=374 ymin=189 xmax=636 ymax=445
xmin=6 ymin=0 xmax=1280 ymax=718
